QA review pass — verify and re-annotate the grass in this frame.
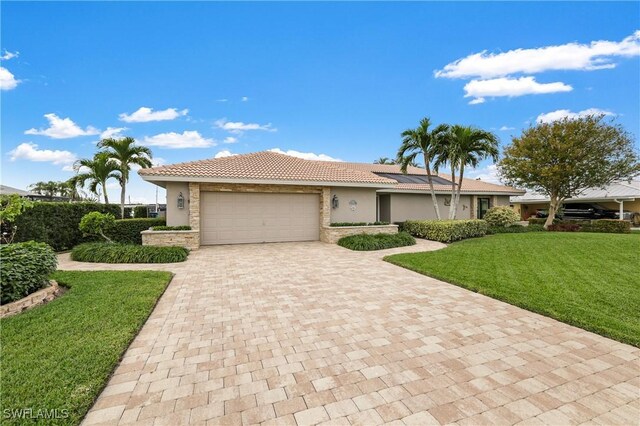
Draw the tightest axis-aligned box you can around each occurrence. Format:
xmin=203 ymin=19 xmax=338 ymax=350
xmin=0 ymin=270 xmax=173 ymax=425
xmin=385 ymin=232 xmax=640 ymax=346
xmin=338 ymin=232 xmax=415 ymax=251
xmin=71 ymin=242 xmax=189 ymax=263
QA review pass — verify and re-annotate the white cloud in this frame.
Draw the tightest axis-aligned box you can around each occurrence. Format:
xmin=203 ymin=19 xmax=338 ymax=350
xmin=0 ymin=67 xmax=20 ymax=90
xmin=214 ymin=150 xmax=236 ymax=159
xmin=216 ymin=99 xmax=228 ymax=103
xmin=468 ymin=97 xmax=485 ymax=105
xmin=536 ymin=108 xmax=615 ymax=123
xmin=464 ymin=76 xmax=572 ymax=103
xmin=436 ymin=30 xmax=640 ymax=79
xmin=119 ymin=107 xmax=188 ymax=123
xmin=1 ymin=50 xmax=19 ymax=61
xmin=25 ymin=113 xmax=99 ymax=139
xmin=241 ymin=96 xmax=249 ymax=102
xmin=268 ymin=148 xmax=341 ymax=162
xmin=499 ymin=126 xmax=515 ymax=131
xmin=9 ymin=142 xmax=77 ymax=169
xmin=215 ymin=118 xmax=276 ymax=134
xmin=141 ymin=131 xmax=215 ymax=149
xmin=100 ymin=126 xmax=128 ymax=139
xmin=223 ymin=136 xmax=238 ymax=144
xmin=466 ymin=164 xmax=501 ymax=185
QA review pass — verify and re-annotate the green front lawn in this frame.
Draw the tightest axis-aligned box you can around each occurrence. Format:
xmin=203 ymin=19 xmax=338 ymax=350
xmin=385 ymin=233 xmax=640 ymax=346
xmin=0 ymin=271 xmax=173 ymax=425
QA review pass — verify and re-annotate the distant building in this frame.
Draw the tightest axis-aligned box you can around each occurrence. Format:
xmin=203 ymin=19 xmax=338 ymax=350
xmin=510 ymin=178 xmax=640 ymax=220
xmin=0 ymin=184 xmax=70 ymax=202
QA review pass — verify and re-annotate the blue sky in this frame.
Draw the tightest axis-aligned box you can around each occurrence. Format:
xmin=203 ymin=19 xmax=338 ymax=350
xmin=2 ymin=2 xmax=639 ymax=203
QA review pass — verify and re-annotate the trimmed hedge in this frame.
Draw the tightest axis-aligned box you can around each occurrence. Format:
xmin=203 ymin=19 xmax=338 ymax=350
xmin=12 ymin=202 xmax=121 ymax=251
xmin=547 ymin=223 xmax=581 ymax=232
xmin=528 ymin=217 xmax=562 ymax=225
xmin=580 ymin=219 xmax=631 ymax=234
xmin=337 ymin=232 xmax=416 ymax=251
xmin=402 ymin=219 xmax=488 ymax=243
xmin=105 ymin=218 xmax=165 ymax=244
xmin=150 ymin=225 xmax=192 ymax=231
xmin=330 ymin=222 xmax=390 ymax=227
xmin=483 ymin=206 xmax=520 ymax=227
xmin=487 ymin=224 xmax=545 ymax=234
xmin=1 ymin=241 xmax=57 ymax=304
xmin=71 ymin=243 xmax=188 ymax=263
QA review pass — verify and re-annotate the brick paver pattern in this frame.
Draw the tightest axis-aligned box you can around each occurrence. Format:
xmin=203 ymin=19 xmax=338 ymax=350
xmin=58 ymin=240 xmax=640 ymax=425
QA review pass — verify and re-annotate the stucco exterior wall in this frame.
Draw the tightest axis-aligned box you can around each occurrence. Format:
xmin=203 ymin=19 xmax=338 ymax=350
xmin=165 ymin=182 xmax=190 ymax=226
xmin=389 ymin=194 xmax=472 ymax=222
xmin=330 ymin=188 xmax=377 ymax=223
xmin=495 ymin=195 xmax=511 ymax=207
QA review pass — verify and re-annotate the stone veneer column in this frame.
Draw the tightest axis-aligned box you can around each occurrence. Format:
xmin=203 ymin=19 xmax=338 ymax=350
xmin=189 ymin=182 xmax=200 ymax=230
xmin=320 ymin=187 xmax=331 ymax=227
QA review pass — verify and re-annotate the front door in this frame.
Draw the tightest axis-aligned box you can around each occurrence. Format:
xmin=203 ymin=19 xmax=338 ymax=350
xmin=477 ymin=197 xmax=490 ymax=219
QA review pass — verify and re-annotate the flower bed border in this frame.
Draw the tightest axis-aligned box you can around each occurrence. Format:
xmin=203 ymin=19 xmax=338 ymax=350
xmin=0 ymin=280 xmax=61 ymax=318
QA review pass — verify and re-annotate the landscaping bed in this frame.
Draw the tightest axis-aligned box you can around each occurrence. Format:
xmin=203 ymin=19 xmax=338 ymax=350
xmin=0 ymin=270 xmax=173 ymax=425
xmin=385 ymin=232 xmax=640 ymax=346
xmin=338 ymin=232 xmax=415 ymax=251
xmin=71 ymin=242 xmax=189 ymax=263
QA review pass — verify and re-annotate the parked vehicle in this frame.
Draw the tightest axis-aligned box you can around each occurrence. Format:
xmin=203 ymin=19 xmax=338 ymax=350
xmin=536 ymin=203 xmax=630 ymax=220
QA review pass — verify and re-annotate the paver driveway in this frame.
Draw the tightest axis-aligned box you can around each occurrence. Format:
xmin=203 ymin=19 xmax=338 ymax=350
xmin=59 ymin=241 xmax=640 ymax=425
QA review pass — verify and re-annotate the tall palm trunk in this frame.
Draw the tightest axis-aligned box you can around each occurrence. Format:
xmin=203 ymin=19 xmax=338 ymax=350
xmin=423 ymin=153 xmax=441 ymax=220
xmin=120 ymin=170 xmax=127 ymax=218
xmin=449 ymin=168 xmax=456 ymax=219
xmin=102 ymin=180 xmax=110 ymax=204
xmin=452 ymin=166 xmax=465 ymax=219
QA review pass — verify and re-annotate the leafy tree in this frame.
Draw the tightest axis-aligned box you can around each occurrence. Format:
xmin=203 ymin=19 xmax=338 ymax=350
xmin=499 ymin=115 xmax=640 ymax=228
xmin=397 ymin=118 xmax=449 ymax=220
xmin=79 ymin=212 xmax=116 ymax=243
xmin=98 ymin=137 xmax=153 ymax=219
xmin=70 ymin=152 xmax=120 ymax=204
xmin=28 ymin=181 xmax=67 ymax=200
xmin=438 ymin=125 xmax=499 ymax=219
xmin=0 ymin=194 xmax=34 ymax=243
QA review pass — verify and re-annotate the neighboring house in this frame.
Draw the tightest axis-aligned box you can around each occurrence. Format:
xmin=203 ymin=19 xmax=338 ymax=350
xmin=511 ymin=178 xmax=640 ymax=220
xmin=0 ymin=184 xmax=69 ymax=202
xmin=139 ymin=151 xmax=524 ymax=245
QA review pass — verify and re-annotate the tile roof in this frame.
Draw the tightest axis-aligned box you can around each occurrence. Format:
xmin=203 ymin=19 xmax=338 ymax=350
xmin=139 ymin=151 xmax=397 ymax=185
xmin=511 ymin=178 xmax=640 ymax=202
xmin=139 ymin=150 xmax=523 ymax=193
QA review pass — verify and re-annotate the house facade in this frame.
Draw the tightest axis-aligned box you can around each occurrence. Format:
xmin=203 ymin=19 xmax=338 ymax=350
xmin=139 ymin=151 xmax=524 ymax=247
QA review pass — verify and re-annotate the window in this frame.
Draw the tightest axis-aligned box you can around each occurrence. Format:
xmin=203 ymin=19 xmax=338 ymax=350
xmin=477 ymin=197 xmax=491 ymax=219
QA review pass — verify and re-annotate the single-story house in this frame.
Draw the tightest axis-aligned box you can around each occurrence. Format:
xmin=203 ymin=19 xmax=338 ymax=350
xmin=0 ymin=184 xmax=70 ymax=202
xmin=511 ymin=178 xmax=640 ymax=220
xmin=139 ymin=151 xmax=524 ymax=247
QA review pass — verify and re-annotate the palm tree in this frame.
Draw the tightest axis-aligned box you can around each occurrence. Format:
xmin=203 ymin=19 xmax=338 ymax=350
xmin=374 ymin=157 xmax=396 ymax=165
xmin=29 ymin=181 xmax=63 ymax=200
xmin=98 ymin=137 xmax=152 ymax=218
xmin=439 ymin=125 xmax=499 ymax=219
xmin=70 ymin=151 xmax=120 ymax=204
xmin=397 ymin=118 xmax=449 ymax=220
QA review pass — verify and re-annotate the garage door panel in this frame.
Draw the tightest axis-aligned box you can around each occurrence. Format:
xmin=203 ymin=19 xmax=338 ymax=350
xmin=201 ymin=192 xmax=320 ymax=245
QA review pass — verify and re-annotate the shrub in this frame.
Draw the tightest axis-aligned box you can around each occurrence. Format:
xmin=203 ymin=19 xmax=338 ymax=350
xmin=1 ymin=241 xmax=57 ymax=304
xmin=487 ymin=224 xmax=546 ymax=234
xmin=337 ymin=232 xmax=415 ymax=251
xmin=134 ymin=205 xmax=148 ymax=218
xmin=105 ymin=218 xmax=165 ymax=244
xmin=150 ymin=225 xmax=192 ymax=231
xmin=581 ymin=219 xmax=631 ymax=234
xmin=403 ymin=219 xmax=488 ymax=243
xmin=123 ymin=207 xmax=134 ymax=219
xmin=330 ymin=222 xmax=390 ymax=227
xmin=79 ymin=212 xmax=116 ymax=242
xmin=547 ymin=223 xmax=581 ymax=232
xmin=12 ymin=202 xmax=121 ymax=251
xmin=0 ymin=194 xmax=34 ymax=244
xmin=71 ymin=243 xmax=188 ymax=263
xmin=483 ymin=206 xmax=520 ymax=227
xmin=528 ymin=217 xmax=561 ymax=225
xmin=631 ymin=212 xmax=640 ymax=227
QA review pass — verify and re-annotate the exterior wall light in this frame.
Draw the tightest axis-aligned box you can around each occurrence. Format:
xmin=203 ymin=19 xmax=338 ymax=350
xmin=177 ymin=192 xmax=185 ymax=209
xmin=331 ymin=195 xmax=339 ymax=209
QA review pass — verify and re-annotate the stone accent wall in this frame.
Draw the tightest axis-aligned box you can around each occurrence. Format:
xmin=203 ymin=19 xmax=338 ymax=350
xmin=189 ymin=182 xmax=200 ymax=230
xmin=320 ymin=224 xmax=398 ymax=244
xmin=141 ymin=230 xmax=200 ymax=250
xmin=321 ymin=187 xmax=331 ymax=226
xmin=0 ymin=281 xmax=60 ymax=318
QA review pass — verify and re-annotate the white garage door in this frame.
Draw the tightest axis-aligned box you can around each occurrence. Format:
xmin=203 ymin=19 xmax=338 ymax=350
xmin=201 ymin=192 xmax=320 ymax=245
